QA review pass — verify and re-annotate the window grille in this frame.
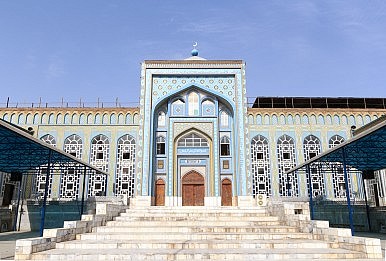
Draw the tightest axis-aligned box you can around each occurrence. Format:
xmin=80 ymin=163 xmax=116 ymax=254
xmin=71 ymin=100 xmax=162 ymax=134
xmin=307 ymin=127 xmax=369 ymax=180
xmin=220 ymin=136 xmax=231 ymax=156
xmin=177 ymin=133 xmax=208 ymax=147
xmin=35 ymin=134 xmax=56 ymax=198
xmin=115 ymin=135 xmax=136 ymax=197
xmin=250 ymin=135 xmax=271 ymax=196
xmin=277 ymin=134 xmax=298 ymax=196
xmin=328 ymin=135 xmax=353 ymax=198
xmin=60 ymin=134 xmax=82 ymax=199
xmin=156 ymin=136 xmax=166 ymax=155
xmin=303 ymin=135 xmax=324 ymax=197
xmin=88 ymin=134 xmax=109 ymax=197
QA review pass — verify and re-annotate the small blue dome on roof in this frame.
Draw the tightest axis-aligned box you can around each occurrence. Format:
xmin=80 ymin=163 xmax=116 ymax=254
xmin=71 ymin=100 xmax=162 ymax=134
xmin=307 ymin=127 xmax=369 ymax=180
xmin=191 ymin=48 xmax=199 ymax=56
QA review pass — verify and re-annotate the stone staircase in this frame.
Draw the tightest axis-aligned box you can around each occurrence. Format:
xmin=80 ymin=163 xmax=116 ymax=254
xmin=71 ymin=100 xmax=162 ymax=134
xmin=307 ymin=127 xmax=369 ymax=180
xmin=24 ymin=206 xmax=383 ymax=260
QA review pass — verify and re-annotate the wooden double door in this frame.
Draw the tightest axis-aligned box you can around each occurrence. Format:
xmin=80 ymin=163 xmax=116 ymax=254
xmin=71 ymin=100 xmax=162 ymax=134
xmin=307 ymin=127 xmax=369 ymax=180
xmin=155 ymin=172 xmax=232 ymax=206
xmin=182 ymin=171 xmax=204 ymax=206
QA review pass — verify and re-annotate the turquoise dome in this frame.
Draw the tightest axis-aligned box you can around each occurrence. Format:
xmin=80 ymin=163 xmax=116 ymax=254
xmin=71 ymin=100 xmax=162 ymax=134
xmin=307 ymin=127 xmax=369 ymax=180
xmin=191 ymin=48 xmax=199 ymax=56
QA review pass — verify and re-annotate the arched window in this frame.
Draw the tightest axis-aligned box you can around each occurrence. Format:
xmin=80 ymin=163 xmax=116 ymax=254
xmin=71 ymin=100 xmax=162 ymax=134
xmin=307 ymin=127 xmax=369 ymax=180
xmin=364 ymin=115 xmax=371 ymax=124
xmin=177 ymin=133 xmax=208 ymax=147
xmin=287 ymin=114 xmax=293 ymax=124
xmin=248 ymin=115 xmax=254 ymax=124
xmin=125 ymin=113 xmax=132 ymax=124
xmin=303 ymin=135 xmax=324 ymax=197
xmin=329 ymin=135 xmax=345 ymax=149
xmin=310 ymin=115 xmax=317 ymax=125
xmin=71 ymin=113 xmax=78 ymax=124
xmin=95 ymin=114 xmax=101 ymax=124
xmin=250 ymin=135 xmax=271 ymax=196
xmin=60 ymin=134 xmax=83 ymax=199
xmin=87 ymin=113 xmax=93 ymax=124
xmin=302 ymin=115 xmax=309 ymax=124
xmin=56 ymin=113 xmax=63 ymax=124
xmin=271 ymin=115 xmax=278 ymax=125
xmin=158 ymin=111 xmax=166 ymax=127
xmin=264 ymin=114 xmax=270 ymax=125
xmin=18 ymin=113 xmax=24 ymax=125
xmin=64 ymin=113 xmax=70 ymax=124
xmin=118 ymin=113 xmax=124 ymax=124
xmin=35 ymin=134 xmax=57 ymax=199
xmin=79 ymin=114 xmax=85 ymax=124
xmin=115 ymin=134 xmax=136 ymax=197
xmin=40 ymin=113 xmax=47 ymax=124
xmin=349 ymin=115 xmax=356 ymax=126
xmin=357 ymin=115 xmax=363 ymax=126
xmin=188 ymin=92 xmax=199 ymax=116
xmin=41 ymin=134 xmax=56 ymax=146
xmin=318 ymin=115 xmax=325 ymax=125
xmin=63 ymin=134 xmax=83 ymax=158
xmin=10 ymin=113 xmax=16 ymax=124
xmin=220 ymin=111 xmax=229 ymax=127
xmin=328 ymin=135 xmax=352 ymax=198
xmin=3 ymin=113 xmax=9 ymax=121
xmin=88 ymin=134 xmax=109 ymax=197
xmin=326 ymin=115 xmax=332 ymax=125
xmin=220 ymin=136 xmax=230 ymax=156
xmin=279 ymin=114 xmax=286 ymax=125
xmin=110 ymin=113 xmax=117 ymax=124
xmin=256 ymin=114 xmax=262 ymax=124
xmin=277 ymin=135 xmax=298 ymax=197
xmin=48 ymin=113 xmax=55 ymax=124
xmin=303 ymin=135 xmax=321 ymax=161
xmin=334 ymin=115 xmax=340 ymax=125
xmin=156 ymin=136 xmax=166 ymax=155
xmin=342 ymin=115 xmax=348 ymax=125
xmin=26 ymin=114 xmax=32 ymax=124
xmin=102 ymin=113 xmax=108 ymax=124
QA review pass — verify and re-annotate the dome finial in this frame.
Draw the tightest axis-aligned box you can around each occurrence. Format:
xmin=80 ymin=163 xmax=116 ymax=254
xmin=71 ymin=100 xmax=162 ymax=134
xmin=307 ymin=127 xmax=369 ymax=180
xmin=191 ymin=42 xmax=199 ymax=56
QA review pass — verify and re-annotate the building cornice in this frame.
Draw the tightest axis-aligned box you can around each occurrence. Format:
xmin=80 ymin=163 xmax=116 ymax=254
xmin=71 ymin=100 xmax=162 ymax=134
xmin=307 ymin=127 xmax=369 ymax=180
xmin=143 ymin=60 xmax=244 ymax=69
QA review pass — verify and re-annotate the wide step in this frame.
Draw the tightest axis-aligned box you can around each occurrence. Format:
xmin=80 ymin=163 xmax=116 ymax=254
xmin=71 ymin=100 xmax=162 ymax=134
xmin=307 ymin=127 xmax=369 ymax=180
xmin=94 ymin=225 xmax=298 ymax=233
xmin=30 ymin=247 xmax=367 ymax=260
xmin=27 ymin=206 xmax=377 ymax=260
xmin=80 ymin=231 xmax=314 ymax=241
xmin=57 ymin=239 xmax=330 ymax=250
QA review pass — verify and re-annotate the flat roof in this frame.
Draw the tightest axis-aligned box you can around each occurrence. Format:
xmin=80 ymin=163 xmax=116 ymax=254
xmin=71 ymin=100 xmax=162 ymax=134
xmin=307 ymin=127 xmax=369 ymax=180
xmin=252 ymin=97 xmax=386 ymax=109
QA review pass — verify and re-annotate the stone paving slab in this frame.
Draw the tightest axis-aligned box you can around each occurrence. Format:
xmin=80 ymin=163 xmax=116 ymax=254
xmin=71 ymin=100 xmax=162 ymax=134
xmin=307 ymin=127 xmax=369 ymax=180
xmin=28 ymin=247 xmax=371 ymax=260
xmin=0 ymin=231 xmax=39 ymax=260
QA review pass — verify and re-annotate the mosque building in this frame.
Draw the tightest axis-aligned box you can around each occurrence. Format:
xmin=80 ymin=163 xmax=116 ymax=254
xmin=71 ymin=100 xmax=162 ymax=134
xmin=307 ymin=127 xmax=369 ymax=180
xmin=1 ymin=48 xmax=386 ymax=210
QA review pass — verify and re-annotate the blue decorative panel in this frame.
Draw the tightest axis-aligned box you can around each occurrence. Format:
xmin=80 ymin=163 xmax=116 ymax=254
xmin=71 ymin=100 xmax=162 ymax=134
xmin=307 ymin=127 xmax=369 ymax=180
xmin=177 ymin=148 xmax=210 ymax=155
xmin=172 ymin=104 xmax=184 ymax=116
xmin=202 ymin=104 xmax=215 ymax=116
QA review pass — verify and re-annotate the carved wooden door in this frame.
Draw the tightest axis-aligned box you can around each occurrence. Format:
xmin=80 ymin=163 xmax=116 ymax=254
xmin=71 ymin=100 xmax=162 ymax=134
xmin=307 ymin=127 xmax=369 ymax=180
xmin=221 ymin=178 xmax=232 ymax=206
xmin=182 ymin=171 xmax=204 ymax=206
xmin=155 ymin=178 xmax=165 ymax=206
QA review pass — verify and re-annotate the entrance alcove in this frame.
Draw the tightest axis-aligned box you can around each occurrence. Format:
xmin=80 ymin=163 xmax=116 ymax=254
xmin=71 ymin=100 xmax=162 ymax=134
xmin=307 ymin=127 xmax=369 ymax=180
xmin=182 ymin=171 xmax=205 ymax=206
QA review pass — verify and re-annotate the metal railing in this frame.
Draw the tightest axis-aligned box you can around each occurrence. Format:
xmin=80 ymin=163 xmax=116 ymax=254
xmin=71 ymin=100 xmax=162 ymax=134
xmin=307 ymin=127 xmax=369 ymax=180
xmin=0 ymin=98 xmax=140 ymax=109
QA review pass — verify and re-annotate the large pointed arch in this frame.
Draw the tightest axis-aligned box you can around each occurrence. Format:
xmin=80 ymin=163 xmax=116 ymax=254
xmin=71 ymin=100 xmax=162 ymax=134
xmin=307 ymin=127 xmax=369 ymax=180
xmin=172 ymin=128 xmax=213 ymax=200
xmin=154 ymin=85 xmax=234 ymax=116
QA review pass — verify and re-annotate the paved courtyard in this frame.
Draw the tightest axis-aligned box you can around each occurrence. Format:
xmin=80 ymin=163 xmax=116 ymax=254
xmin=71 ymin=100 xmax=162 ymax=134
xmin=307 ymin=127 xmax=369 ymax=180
xmin=0 ymin=231 xmax=39 ymax=260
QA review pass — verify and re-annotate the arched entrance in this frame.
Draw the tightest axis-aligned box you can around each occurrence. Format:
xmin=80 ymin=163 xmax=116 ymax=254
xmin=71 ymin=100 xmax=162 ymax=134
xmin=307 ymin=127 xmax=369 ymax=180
xmin=155 ymin=178 xmax=165 ymax=206
xmin=221 ymin=178 xmax=232 ymax=206
xmin=182 ymin=171 xmax=204 ymax=206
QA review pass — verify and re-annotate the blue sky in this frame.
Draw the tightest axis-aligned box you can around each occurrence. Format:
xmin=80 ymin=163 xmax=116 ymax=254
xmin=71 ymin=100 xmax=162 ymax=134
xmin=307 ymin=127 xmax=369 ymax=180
xmin=1 ymin=1 xmax=386 ymax=106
